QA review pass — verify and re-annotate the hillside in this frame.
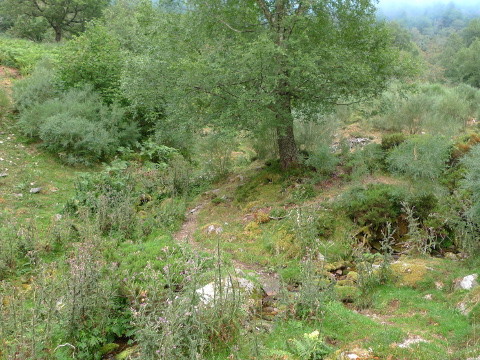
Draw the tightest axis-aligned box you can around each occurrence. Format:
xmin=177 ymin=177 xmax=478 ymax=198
xmin=1 ymin=1 xmax=480 ymax=359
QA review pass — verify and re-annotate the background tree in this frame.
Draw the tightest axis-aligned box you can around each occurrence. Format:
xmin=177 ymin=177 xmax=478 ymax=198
xmin=0 ymin=0 xmax=108 ymax=41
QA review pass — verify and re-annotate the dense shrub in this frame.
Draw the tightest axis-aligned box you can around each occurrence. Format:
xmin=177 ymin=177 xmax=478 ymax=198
xmin=304 ymin=143 xmax=338 ymax=177
xmin=461 ymin=144 xmax=480 ymax=226
xmin=381 ymin=133 xmax=407 ymax=150
xmin=18 ymin=86 xmax=139 ymax=164
xmin=197 ymin=131 xmax=238 ymax=181
xmin=58 ymin=24 xmax=123 ymax=103
xmin=12 ymin=59 xmax=59 ymax=111
xmin=39 ymin=114 xmax=115 ymax=164
xmin=387 ymin=135 xmax=452 ymax=180
xmin=374 ymin=83 xmax=480 ymax=136
xmin=346 ymin=143 xmax=385 ymax=178
xmin=339 ymin=184 xmax=406 ymax=231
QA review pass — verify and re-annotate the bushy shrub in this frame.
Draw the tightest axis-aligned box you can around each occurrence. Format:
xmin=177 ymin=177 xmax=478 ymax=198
xmin=461 ymin=144 xmax=480 ymax=226
xmin=339 ymin=184 xmax=406 ymax=231
xmin=346 ymin=143 xmax=385 ymax=178
xmin=0 ymin=87 xmax=10 ymax=110
xmin=374 ymin=83 xmax=480 ymax=136
xmin=18 ymin=85 xmax=139 ymax=164
xmin=39 ymin=115 xmax=116 ymax=164
xmin=304 ymin=143 xmax=338 ymax=177
xmin=381 ymin=133 xmax=407 ymax=150
xmin=12 ymin=59 xmax=59 ymax=111
xmin=58 ymin=24 xmax=123 ymax=103
xmin=387 ymin=135 xmax=452 ymax=180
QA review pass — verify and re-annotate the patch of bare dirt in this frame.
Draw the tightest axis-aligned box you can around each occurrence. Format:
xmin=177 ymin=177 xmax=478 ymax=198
xmin=0 ymin=66 xmax=20 ymax=88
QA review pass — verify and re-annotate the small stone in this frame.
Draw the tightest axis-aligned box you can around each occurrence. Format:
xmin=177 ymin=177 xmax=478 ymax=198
xmin=29 ymin=187 xmax=42 ymax=194
xmin=0 ymin=172 xmax=7 ymax=177
xmin=262 ymin=306 xmax=278 ymax=316
xmin=435 ymin=281 xmax=444 ymax=290
xmin=336 ymin=269 xmax=343 ymax=275
xmin=444 ymin=252 xmax=458 ymax=260
xmin=13 ymin=193 xmax=23 ymax=198
xmin=397 ymin=335 xmax=428 ymax=348
xmin=423 ymin=294 xmax=433 ymax=300
xmin=454 ymin=274 xmax=478 ymax=290
xmin=54 ymin=214 xmax=63 ymax=221
xmin=206 ymin=224 xmax=223 ymax=234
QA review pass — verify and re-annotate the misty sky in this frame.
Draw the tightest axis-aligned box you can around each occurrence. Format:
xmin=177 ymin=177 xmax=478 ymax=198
xmin=378 ymin=0 xmax=480 ymax=6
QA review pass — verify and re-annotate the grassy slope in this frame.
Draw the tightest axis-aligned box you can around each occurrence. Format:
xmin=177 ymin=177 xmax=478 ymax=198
xmin=191 ymin=162 xmax=480 ymax=359
xmin=1 ymin=64 xmax=479 ymax=359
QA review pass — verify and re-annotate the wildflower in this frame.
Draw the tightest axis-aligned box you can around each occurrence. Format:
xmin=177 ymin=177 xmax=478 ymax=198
xmin=305 ymin=330 xmax=320 ymax=340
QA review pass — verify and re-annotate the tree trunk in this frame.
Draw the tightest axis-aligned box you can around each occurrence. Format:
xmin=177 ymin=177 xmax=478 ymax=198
xmin=54 ymin=28 xmax=62 ymax=42
xmin=276 ymin=89 xmax=298 ymax=170
xmin=276 ymin=120 xmax=298 ymax=170
xmin=271 ymin=0 xmax=298 ymax=169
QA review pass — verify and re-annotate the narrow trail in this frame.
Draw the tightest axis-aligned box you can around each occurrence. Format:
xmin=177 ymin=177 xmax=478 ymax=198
xmin=173 ymin=200 xmax=281 ymax=296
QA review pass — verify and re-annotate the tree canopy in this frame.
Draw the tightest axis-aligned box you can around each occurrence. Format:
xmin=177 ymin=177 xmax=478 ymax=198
xmin=162 ymin=0 xmax=399 ymax=168
xmin=0 ymin=0 xmax=108 ymax=41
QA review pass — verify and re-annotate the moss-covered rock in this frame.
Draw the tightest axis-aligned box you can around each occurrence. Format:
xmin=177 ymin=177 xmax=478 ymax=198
xmin=335 ymin=285 xmax=360 ymax=302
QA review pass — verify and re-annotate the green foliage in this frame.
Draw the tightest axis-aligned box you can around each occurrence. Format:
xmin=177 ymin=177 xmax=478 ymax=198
xmin=290 ymin=184 xmax=316 ymax=203
xmin=123 ymin=0 xmax=400 ymax=168
xmin=18 ymin=86 xmax=139 ymax=164
xmin=271 ymin=330 xmax=332 ymax=360
xmin=304 ymin=143 xmax=338 ymax=178
xmin=0 ymin=0 xmax=109 ymax=42
xmin=375 ymin=83 xmax=477 ymax=136
xmin=0 ymin=86 xmax=10 ymax=110
xmin=461 ymin=144 xmax=480 ymax=227
xmin=315 ymin=211 xmax=336 ymax=239
xmin=381 ymin=133 xmax=407 ymax=150
xmin=0 ymin=36 xmax=59 ymax=74
xmin=59 ymin=24 xmax=123 ymax=103
xmin=339 ymin=184 xmax=406 ymax=231
xmin=346 ymin=143 xmax=386 ymax=178
xmin=12 ymin=59 xmax=60 ymax=111
xmin=39 ymin=114 xmax=115 ymax=164
xmin=8 ymin=14 xmax=50 ymax=42
xmin=387 ymin=135 xmax=452 ymax=180
xmin=197 ymin=131 xmax=239 ymax=181
xmin=139 ymin=141 xmax=179 ymax=164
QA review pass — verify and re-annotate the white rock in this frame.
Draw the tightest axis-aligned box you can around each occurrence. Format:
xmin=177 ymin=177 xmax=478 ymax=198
xmin=196 ymin=277 xmax=255 ymax=305
xmin=206 ymin=224 xmax=223 ymax=234
xmin=455 ymin=274 xmax=478 ymax=290
xmin=398 ymin=336 xmax=428 ymax=348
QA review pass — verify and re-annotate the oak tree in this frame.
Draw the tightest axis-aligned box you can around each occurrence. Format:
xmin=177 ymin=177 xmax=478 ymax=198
xmin=179 ymin=0 xmax=397 ymax=169
xmin=1 ymin=0 xmax=108 ymax=41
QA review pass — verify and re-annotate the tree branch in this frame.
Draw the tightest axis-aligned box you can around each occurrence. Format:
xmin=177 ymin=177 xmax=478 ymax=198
xmin=256 ymin=0 xmax=274 ymax=26
xmin=216 ymin=17 xmax=255 ymax=33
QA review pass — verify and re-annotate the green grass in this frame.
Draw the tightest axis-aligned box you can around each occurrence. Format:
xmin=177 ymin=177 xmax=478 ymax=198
xmin=0 ymin=36 xmax=60 ymax=74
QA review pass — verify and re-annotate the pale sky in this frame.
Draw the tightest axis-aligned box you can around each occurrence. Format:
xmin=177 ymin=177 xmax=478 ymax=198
xmin=377 ymin=0 xmax=480 ymax=15
xmin=378 ymin=0 xmax=480 ymax=6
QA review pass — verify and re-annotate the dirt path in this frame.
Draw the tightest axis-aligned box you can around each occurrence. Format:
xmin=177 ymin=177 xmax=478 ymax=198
xmin=173 ymin=200 xmax=281 ymax=296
